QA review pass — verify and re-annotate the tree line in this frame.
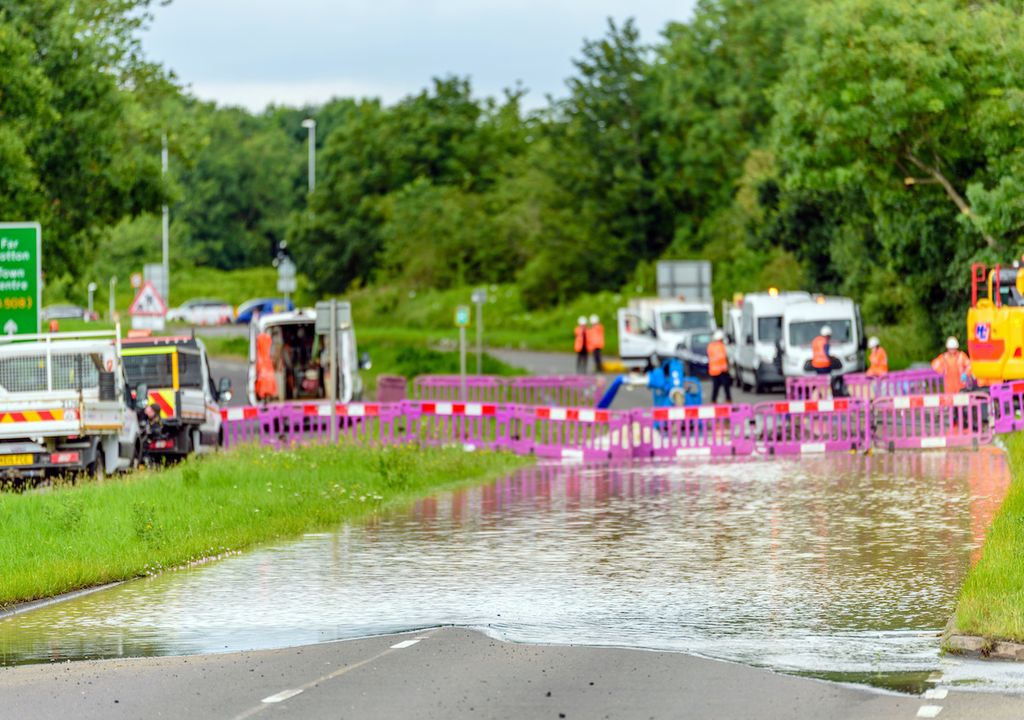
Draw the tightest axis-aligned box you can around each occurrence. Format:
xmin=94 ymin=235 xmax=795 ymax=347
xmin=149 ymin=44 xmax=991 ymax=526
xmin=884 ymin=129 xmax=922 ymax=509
xmin=4 ymin=0 xmax=1024 ymax=342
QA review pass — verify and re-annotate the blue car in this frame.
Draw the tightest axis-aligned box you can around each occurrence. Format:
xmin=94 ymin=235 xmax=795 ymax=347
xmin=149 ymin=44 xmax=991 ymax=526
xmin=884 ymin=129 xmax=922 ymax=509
xmin=235 ymin=298 xmax=295 ymax=324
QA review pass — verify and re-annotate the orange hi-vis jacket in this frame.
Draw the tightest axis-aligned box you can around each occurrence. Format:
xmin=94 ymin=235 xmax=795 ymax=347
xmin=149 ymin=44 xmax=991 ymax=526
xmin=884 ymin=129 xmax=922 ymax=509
xmin=707 ymin=340 xmax=728 ymax=376
xmin=811 ymin=335 xmax=831 ymax=369
xmin=254 ymin=332 xmax=278 ymax=399
xmin=574 ymin=325 xmax=587 ymax=353
xmin=586 ymin=323 xmax=605 ymax=351
xmin=867 ymin=346 xmax=888 ymax=376
xmin=931 ymin=350 xmax=971 ymax=394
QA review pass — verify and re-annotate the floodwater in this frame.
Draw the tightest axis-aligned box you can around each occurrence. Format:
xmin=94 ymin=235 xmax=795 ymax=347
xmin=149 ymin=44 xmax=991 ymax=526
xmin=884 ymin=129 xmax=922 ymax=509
xmin=0 ymin=450 xmax=1015 ymax=692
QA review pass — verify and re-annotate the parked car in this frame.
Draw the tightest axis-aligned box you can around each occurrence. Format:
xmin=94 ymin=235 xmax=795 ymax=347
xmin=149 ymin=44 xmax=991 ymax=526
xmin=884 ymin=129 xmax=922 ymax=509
xmin=235 ymin=297 xmax=295 ymax=324
xmin=677 ymin=330 xmax=713 ymax=378
xmin=166 ymin=298 xmax=234 ymax=325
xmin=40 ymin=304 xmax=85 ymax=321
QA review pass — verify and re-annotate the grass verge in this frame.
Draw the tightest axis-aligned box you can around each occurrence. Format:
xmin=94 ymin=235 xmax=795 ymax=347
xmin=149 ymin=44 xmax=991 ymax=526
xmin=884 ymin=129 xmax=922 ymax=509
xmin=0 ymin=444 xmax=531 ymax=609
xmin=951 ymin=432 xmax=1024 ymax=641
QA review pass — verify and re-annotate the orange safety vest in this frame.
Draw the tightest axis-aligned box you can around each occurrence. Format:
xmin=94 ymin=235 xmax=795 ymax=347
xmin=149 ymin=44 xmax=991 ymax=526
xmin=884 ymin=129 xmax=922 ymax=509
xmin=707 ymin=340 xmax=728 ymax=376
xmin=867 ymin=346 xmax=888 ymax=376
xmin=254 ymin=332 xmax=278 ymax=399
xmin=811 ymin=335 xmax=831 ymax=369
xmin=574 ymin=325 xmax=587 ymax=353
xmin=931 ymin=350 xmax=971 ymax=394
xmin=586 ymin=323 xmax=605 ymax=350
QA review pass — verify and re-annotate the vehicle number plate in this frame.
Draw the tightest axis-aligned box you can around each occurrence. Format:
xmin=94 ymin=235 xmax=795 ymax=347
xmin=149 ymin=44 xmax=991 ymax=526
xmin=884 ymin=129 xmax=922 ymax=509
xmin=0 ymin=454 xmax=33 ymax=467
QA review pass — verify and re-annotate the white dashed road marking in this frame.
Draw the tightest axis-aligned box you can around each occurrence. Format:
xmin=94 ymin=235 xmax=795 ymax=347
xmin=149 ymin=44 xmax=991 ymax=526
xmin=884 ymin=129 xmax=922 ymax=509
xmin=916 ymin=705 xmax=943 ymax=718
xmin=923 ymin=688 xmax=948 ymax=700
xmin=390 ymin=639 xmax=421 ymax=649
xmin=261 ymin=689 xmax=303 ymax=704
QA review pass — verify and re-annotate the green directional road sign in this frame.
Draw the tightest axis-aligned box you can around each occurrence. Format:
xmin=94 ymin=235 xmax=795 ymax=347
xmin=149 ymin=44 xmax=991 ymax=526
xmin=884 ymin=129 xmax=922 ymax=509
xmin=454 ymin=305 xmax=470 ymax=327
xmin=0 ymin=222 xmax=41 ymax=336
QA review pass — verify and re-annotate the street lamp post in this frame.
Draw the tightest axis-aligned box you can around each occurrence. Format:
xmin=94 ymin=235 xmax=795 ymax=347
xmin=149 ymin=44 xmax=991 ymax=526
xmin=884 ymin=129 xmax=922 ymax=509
xmin=108 ymin=276 xmax=117 ymax=322
xmin=87 ymin=282 xmax=97 ymax=319
xmin=161 ymin=133 xmax=170 ymax=302
xmin=301 ymin=118 xmax=317 ymax=193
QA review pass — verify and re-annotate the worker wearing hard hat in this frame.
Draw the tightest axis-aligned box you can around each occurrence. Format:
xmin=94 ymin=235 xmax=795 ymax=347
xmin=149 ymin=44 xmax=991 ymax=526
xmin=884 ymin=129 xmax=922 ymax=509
xmin=586 ymin=314 xmax=605 ymax=373
xmin=811 ymin=326 xmax=833 ymax=375
xmin=932 ymin=336 xmax=972 ymax=394
xmin=707 ymin=329 xmax=732 ymax=403
xmin=866 ymin=336 xmax=888 ymax=376
xmin=574 ymin=316 xmax=589 ymax=374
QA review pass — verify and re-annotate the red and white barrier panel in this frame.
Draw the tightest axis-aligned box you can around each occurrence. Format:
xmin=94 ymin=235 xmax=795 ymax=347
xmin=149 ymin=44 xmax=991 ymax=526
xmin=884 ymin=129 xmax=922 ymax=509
xmin=872 ymin=393 xmax=990 ymax=450
xmin=784 ymin=376 xmax=831 ymax=401
xmin=302 ymin=402 xmax=381 ymax=417
xmin=513 ymin=406 xmax=630 ymax=462
xmin=633 ymin=404 xmax=754 ymax=458
xmin=755 ymin=398 xmax=871 ymax=455
xmin=990 ymin=381 xmax=1024 ymax=434
xmin=403 ymin=401 xmax=511 ymax=450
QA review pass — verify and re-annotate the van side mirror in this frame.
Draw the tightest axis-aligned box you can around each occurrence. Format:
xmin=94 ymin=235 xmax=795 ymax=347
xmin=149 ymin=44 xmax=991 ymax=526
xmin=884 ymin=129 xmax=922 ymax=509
xmin=360 ymin=351 xmax=372 ymax=371
xmin=745 ymin=334 xmax=753 ymax=345
xmin=134 ymin=384 xmax=149 ymax=410
xmin=218 ymin=377 xmax=233 ymax=403
xmin=645 ymin=327 xmax=657 ymax=338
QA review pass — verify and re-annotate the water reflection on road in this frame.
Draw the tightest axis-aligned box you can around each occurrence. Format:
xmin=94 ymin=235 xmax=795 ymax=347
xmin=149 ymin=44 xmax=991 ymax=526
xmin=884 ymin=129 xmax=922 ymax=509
xmin=0 ymin=449 xmax=1012 ymax=689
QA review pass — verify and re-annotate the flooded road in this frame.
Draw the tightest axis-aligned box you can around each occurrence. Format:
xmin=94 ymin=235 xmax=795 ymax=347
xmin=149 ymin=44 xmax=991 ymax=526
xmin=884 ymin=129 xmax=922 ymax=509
xmin=0 ymin=450 xmax=1012 ymax=691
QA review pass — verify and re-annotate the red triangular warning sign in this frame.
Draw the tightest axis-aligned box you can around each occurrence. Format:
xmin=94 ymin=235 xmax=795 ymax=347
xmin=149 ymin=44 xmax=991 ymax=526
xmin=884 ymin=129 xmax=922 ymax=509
xmin=129 ymin=280 xmax=168 ymax=317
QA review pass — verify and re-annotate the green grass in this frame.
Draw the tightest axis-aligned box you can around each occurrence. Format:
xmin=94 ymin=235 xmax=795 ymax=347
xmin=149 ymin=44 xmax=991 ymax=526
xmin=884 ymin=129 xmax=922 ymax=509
xmin=0 ymin=444 xmax=531 ymax=609
xmin=951 ymin=433 xmax=1024 ymax=641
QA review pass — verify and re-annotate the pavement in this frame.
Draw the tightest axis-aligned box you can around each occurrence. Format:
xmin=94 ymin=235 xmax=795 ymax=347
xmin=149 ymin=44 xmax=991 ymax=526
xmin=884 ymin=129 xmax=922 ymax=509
xmin=1 ymin=627 xmax=1020 ymax=720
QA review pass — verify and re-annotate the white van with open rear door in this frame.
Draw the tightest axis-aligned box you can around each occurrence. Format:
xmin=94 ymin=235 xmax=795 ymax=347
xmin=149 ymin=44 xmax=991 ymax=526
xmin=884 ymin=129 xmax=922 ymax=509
xmin=617 ymin=299 xmax=716 ymax=369
xmin=735 ymin=290 xmax=812 ymax=393
xmin=781 ymin=296 xmax=865 ymax=378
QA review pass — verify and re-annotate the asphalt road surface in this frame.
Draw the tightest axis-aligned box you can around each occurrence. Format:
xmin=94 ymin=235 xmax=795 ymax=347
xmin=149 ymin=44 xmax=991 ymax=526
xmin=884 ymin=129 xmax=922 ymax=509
xmin=1 ymin=628 xmax=1020 ymax=720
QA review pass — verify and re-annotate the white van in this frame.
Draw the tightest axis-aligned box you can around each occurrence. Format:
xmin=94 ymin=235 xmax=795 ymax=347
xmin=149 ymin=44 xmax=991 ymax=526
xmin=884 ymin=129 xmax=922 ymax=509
xmin=617 ymin=299 xmax=716 ymax=367
xmin=247 ymin=307 xmax=367 ymax=406
xmin=781 ymin=297 xmax=865 ymax=377
xmin=735 ymin=291 xmax=812 ymax=392
xmin=724 ymin=306 xmax=743 ymax=380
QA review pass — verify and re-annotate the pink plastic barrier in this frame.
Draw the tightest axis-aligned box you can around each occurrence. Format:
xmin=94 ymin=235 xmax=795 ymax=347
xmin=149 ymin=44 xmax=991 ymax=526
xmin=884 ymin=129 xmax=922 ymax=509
xmin=281 ymin=402 xmax=406 ymax=446
xmin=220 ymin=406 xmax=263 ymax=449
xmin=990 ymin=381 xmax=1024 ymax=434
xmin=785 ymin=376 xmax=831 ymax=401
xmin=412 ymin=375 xmax=505 ymax=403
xmin=755 ymin=399 xmax=871 ymax=455
xmin=872 ymin=393 xmax=991 ymax=450
xmin=403 ymin=400 xmax=514 ymax=451
xmin=632 ymin=404 xmax=755 ymax=458
xmin=844 ymin=369 xmax=944 ymax=401
xmin=506 ymin=376 xmax=598 ymax=408
xmin=512 ymin=406 xmax=631 ymax=462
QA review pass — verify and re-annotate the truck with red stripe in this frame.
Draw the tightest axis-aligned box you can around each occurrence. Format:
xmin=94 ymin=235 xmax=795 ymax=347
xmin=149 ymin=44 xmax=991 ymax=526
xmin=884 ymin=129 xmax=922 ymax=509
xmin=0 ymin=328 xmax=145 ymax=479
xmin=121 ymin=335 xmax=232 ymax=460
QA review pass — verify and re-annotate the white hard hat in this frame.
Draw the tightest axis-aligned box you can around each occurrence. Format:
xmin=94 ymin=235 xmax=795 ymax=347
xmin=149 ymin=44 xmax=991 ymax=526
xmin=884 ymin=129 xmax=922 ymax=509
xmin=589 ymin=314 xmax=599 ymax=324
xmin=868 ymin=336 xmax=879 ymax=349
xmin=712 ymin=329 xmax=725 ymax=341
xmin=946 ymin=336 xmax=959 ymax=350
xmin=578 ymin=316 xmax=587 ymax=325
xmin=821 ymin=325 xmax=833 ymax=336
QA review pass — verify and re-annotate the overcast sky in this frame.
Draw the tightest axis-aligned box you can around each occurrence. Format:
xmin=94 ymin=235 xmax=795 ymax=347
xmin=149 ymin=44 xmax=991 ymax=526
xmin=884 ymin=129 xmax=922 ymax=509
xmin=140 ymin=0 xmax=697 ymax=112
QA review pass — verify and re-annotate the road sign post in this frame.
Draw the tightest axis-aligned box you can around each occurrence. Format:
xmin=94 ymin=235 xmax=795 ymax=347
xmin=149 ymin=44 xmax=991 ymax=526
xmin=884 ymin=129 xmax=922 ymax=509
xmin=471 ymin=288 xmax=486 ymax=375
xmin=0 ymin=222 xmax=41 ymax=336
xmin=455 ymin=305 xmax=470 ymax=401
xmin=277 ymin=255 xmax=296 ymax=304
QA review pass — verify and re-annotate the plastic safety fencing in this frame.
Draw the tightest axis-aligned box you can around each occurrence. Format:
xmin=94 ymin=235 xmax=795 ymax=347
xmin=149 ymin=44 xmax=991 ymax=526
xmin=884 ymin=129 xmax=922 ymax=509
xmin=276 ymin=402 xmax=406 ymax=447
xmin=990 ymin=381 xmax=1024 ymax=434
xmin=411 ymin=374 xmax=600 ymax=406
xmin=511 ymin=406 xmax=632 ymax=462
xmin=403 ymin=401 xmax=514 ymax=451
xmin=755 ymin=399 xmax=871 ymax=455
xmin=785 ymin=376 xmax=832 ymax=401
xmin=872 ymin=393 xmax=991 ymax=451
xmin=411 ymin=375 xmax=505 ymax=403
xmin=506 ymin=376 xmax=597 ymax=408
xmin=632 ymin=405 xmax=755 ymax=458
xmin=844 ymin=369 xmax=944 ymax=401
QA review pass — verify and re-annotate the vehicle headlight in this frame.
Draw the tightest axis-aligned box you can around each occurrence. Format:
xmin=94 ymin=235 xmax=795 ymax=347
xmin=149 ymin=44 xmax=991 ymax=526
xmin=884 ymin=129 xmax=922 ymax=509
xmin=845 ymin=353 xmax=858 ymax=363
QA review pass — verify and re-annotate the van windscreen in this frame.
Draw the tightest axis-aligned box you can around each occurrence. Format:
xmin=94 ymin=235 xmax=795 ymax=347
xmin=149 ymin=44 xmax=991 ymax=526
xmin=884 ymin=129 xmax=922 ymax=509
xmin=757 ymin=317 xmax=782 ymax=342
xmin=660 ymin=311 xmax=711 ymax=332
xmin=789 ymin=319 xmax=853 ymax=346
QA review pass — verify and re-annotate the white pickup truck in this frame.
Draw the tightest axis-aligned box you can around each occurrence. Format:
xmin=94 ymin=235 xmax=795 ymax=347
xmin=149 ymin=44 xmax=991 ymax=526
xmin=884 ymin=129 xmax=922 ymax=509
xmin=0 ymin=329 xmax=144 ymax=480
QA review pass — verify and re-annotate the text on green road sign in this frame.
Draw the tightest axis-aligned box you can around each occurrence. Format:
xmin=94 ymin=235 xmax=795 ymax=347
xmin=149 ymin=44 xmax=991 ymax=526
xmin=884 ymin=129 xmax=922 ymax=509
xmin=455 ymin=305 xmax=470 ymax=327
xmin=0 ymin=223 xmax=41 ymax=335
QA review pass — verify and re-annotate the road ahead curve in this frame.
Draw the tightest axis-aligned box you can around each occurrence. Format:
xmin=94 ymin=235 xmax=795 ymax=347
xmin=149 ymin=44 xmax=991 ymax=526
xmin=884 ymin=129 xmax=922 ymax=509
xmin=1 ymin=628 xmax=1019 ymax=720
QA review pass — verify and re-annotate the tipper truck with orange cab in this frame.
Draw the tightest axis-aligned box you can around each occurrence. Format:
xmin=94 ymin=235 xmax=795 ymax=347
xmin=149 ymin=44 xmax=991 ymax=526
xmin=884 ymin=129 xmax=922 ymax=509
xmin=968 ymin=261 xmax=1024 ymax=383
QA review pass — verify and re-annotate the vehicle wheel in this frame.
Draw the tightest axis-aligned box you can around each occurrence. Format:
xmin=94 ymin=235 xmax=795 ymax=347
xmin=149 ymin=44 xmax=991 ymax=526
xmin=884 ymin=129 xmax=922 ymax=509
xmin=90 ymin=456 xmax=106 ymax=481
